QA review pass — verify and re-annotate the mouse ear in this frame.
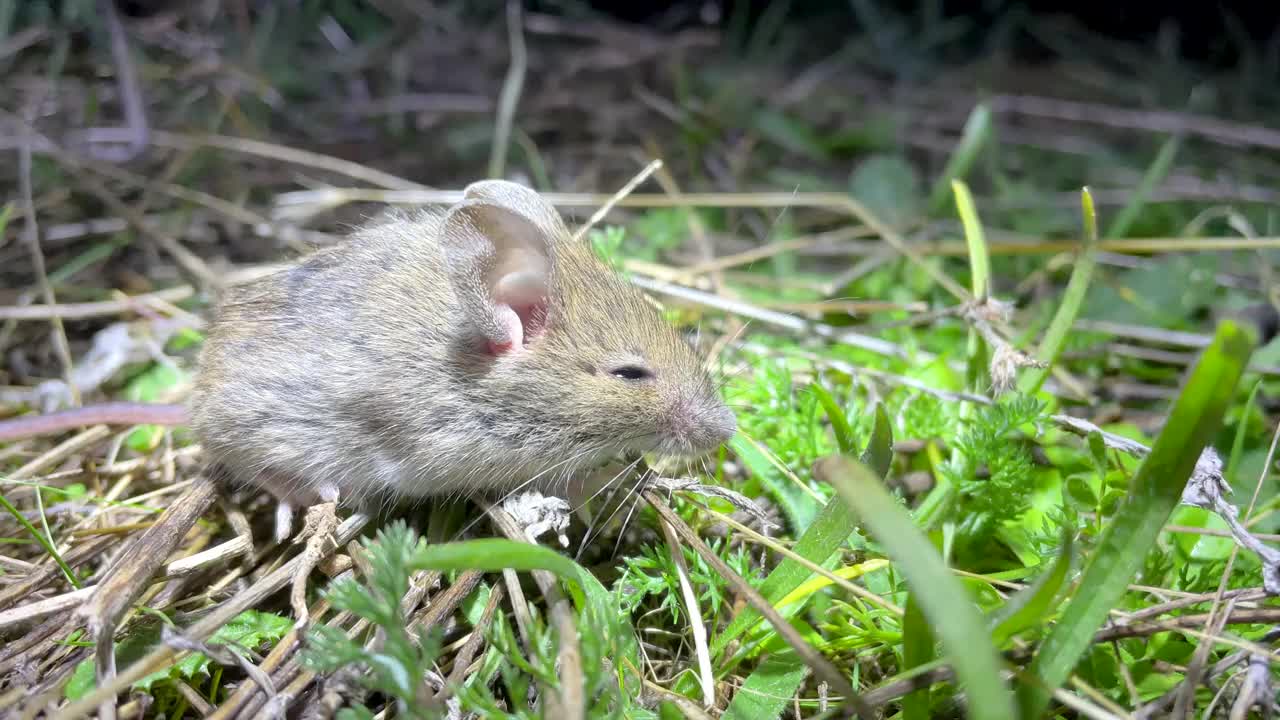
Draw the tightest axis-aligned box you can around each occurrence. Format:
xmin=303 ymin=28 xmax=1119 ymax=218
xmin=439 ymin=198 xmax=553 ymax=355
xmin=462 ymin=179 xmax=571 ymax=243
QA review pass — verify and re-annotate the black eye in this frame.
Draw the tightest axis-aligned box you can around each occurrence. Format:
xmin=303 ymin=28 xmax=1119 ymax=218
xmin=609 ymin=365 xmax=654 ymax=381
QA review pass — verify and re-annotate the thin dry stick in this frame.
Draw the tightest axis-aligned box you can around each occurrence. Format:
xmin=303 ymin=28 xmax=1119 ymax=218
xmin=0 ymin=264 xmax=283 ymax=322
xmin=488 ymin=0 xmax=527 ymax=178
xmin=571 ymin=158 xmax=664 ymax=242
xmin=439 ymin=582 xmax=506 ymax=699
xmin=686 ymin=496 xmax=901 ymax=614
xmin=149 ymin=131 xmax=427 ymax=190
xmin=643 ymin=491 xmax=873 ymax=720
xmin=87 ymin=0 xmax=149 ymax=162
xmin=52 ymin=513 xmax=371 ymax=720
xmin=18 ymin=137 xmax=75 ymax=401
xmin=654 ymin=514 xmax=715 ymax=708
xmin=41 ymin=144 xmax=219 ymax=288
xmin=272 ymin=187 xmax=1280 ymax=255
xmin=484 ymin=503 xmax=585 ymax=720
xmin=1173 ymin=419 xmax=1280 ymax=718
xmin=988 ymin=93 xmax=1280 ymax=152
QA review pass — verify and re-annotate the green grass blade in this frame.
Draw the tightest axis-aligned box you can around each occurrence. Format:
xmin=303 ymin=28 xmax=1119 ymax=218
xmin=901 ymin=594 xmax=935 ymax=720
xmin=1020 ymin=319 xmax=1255 ymax=717
xmin=712 ymin=405 xmax=893 ymax=659
xmin=928 ymin=103 xmax=992 ymax=214
xmin=730 ymin=434 xmax=818 ymax=533
xmin=1105 ymin=135 xmax=1181 ymax=238
xmin=988 ymin=529 xmax=1073 ymax=646
xmin=1018 ymin=187 xmax=1100 ymax=395
xmin=809 ymin=383 xmax=856 ymax=454
xmin=1226 ymin=379 xmax=1263 ymax=484
xmin=722 ymin=651 xmax=809 ymax=720
xmin=0 ymin=491 xmax=80 ymax=588
xmin=814 ymin=455 xmax=1017 ymax=720
xmin=952 ymin=179 xmax=990 ymax=298
xmin=409 ymin=537 xmax=601 ymax=610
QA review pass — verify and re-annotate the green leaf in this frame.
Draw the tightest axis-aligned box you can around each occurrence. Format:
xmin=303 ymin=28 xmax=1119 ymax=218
xmin=65 ymin=657 xmax=96 ymax=700
xmin=122 ymin=362 xmax=189 ymax=451
xmin=927 ymin=103 xmax=992 ymax=214
xmin=849 ymin=154 xmax=922 ymax=227
xmin=1020 ymin=319 xmax=1255 ymax=717
xmin=951 ymin=179 xmax=990 ymax=299
xmin=712 ymin=405 xmax=893 ymax=663
xmin=752 ymin=108 xmax=828 ymax=160
xmin=988 ymin=530 xmax=1074 ymax=645
xmin=1106 ymin=135 xmax=1181 ymax=238
xmin=721 ymin=651 xmax=808 ymax=720
xmin=1019 ymin=187 xmax=1100 ymax=395
xmin=409 ymin=537 xmax=615 ymax=615
xmin=813 ymin=455 xmax=1017 ymax=720
xmin=730 ymin=434 xmax=818 ymax=533
xmin=901 ymin=594 xmax=935 ymax=720
xmin=1064 ymin=475 xmax=1098 ymax=511
xmin=809 ymin=383 xmax=856 ymax=454
xmin=156 ymin=610 xmax=291 ymax=688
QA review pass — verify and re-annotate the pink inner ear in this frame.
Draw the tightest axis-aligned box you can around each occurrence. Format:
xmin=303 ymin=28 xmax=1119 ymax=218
xmin=486 ymin=300 xmax=548 ymax=355
xmin=486 ymin=269 xmax=549 ymax=355
xmin=487 ymin=304 xmax=523 ymax=355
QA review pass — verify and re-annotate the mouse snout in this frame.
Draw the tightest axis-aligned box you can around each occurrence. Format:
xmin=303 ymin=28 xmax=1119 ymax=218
xmin=666 ymin=394 xmax=737 ymax=454
xmin=708 ymin=403 xmax=737 ymax=444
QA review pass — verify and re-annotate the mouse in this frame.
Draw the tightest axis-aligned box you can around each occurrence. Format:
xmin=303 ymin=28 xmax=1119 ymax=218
xmin=0 ymin=180 xmax=737 ymax=538
xmin=179 ymin=178 xmax=736 ymax=534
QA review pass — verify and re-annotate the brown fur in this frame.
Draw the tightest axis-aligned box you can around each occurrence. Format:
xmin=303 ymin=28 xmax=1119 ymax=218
xmin=188 ymin=180 xmax=735 ymax=509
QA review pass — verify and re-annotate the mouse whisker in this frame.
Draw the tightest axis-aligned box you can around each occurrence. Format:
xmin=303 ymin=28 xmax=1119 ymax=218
xmin=608 ymin=466 xmax=656 ymax=562
xmin=447 ymin=441 xmax=609 ymax=542
xmin=575 ymin=454 xmax=647 ymax=559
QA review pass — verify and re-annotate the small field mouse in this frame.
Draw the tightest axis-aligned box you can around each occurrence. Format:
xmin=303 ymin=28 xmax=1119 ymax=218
xmin=177 ymin=179 xmax=736 ymax=516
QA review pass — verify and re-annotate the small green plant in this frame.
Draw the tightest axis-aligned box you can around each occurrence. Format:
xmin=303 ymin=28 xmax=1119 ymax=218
xmin=302 ymin=522 xmax=447 ymax=720
xmin=587 ymin=225 xmax=627 ymax=271
xmin=939 ymin=394 xmax=1047 ymax=541
xmin=301 ymin=522 xmax=649 ymax=719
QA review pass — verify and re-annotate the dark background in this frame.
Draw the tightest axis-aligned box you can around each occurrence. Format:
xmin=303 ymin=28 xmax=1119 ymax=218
xmin=551 ymin=0 xmax=1280 ymax=69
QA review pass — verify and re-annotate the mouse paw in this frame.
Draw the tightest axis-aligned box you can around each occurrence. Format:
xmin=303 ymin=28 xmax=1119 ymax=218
xmin=289 ymin=500 xmax=340 ymax=627
xmin=274 ymin=502 xmax=295 ymax=544
xmin=502 ymin=491 xmax=570 ymax=547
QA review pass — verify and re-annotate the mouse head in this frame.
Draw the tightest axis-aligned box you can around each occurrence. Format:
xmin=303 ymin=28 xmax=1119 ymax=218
xmin=439 ymin=179 xmax=736 ymax=460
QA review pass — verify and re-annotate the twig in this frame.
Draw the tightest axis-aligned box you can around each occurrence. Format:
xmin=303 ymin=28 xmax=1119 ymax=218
xmin=438 ymin=583 xmax=505 ymax=701
xmin=268 ymin=188 xmax=1280 ymax=255
xmin=654 ymin=512 xmax=715 ymax=708
xmin=1092 ymin=608 xmax=1280 ymax=643
xmin=488 ymin=0 xmax=527 ymax=178
xmin=988 ymin=94 xmax=1280 ymax=153
xmin=572 ymin=158 xmax=663 ymax=243
xmin=485 ymin=502 xmax=585 ymax=720
xmin=149 ymin=132 xmax=427 ymax=190
xmin=0 ymin=264 xmax=283 ymax=321
xmin=52 ymin=513 xmax=371 ymax=720
xmin=643 ymin=490 xmax=874 ymax=719
xmin=630 ymin=274 xmax=917 ymax=360
xmin=18 ymin=131 xmax=75 ymax=402
xmin=81 ymin=0 xmax=150 ymax=162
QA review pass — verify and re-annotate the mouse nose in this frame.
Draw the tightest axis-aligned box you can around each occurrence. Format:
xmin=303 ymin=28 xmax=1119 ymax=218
xmin=711 ymin=404 xmax=737 ymax=444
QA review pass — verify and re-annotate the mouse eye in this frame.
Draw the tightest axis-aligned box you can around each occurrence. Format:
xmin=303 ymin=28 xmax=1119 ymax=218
xmin=609 ymin=364 xmax=654 ymax=381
